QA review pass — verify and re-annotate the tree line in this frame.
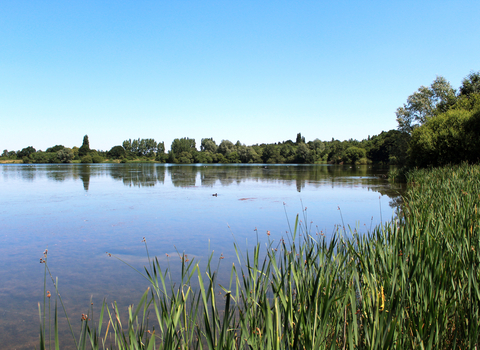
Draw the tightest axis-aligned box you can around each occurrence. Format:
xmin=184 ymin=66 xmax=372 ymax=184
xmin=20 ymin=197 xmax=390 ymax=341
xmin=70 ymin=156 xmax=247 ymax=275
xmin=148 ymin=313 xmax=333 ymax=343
xmin=2 ymin=71 xmax=478 ymax=166
xmin=0 ymin=131 xmax=409 ymax=165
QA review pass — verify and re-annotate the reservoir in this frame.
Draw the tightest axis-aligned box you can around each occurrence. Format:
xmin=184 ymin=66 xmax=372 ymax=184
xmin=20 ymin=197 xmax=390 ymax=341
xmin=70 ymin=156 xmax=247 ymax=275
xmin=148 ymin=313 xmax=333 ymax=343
xmin=0 ymin=163 xmax=402 ymax=349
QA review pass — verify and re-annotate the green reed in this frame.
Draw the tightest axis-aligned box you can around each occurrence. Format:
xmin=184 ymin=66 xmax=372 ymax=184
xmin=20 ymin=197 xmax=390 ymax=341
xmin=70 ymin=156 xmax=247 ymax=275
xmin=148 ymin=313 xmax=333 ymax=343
xmin=39 ymin=163 xmax=480 ymax=349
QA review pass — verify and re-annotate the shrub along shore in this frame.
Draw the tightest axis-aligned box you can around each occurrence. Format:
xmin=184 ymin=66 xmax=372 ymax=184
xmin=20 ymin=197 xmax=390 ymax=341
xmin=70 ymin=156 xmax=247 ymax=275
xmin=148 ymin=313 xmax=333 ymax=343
xmin=39 ymin=163 xmax=480 ymax=349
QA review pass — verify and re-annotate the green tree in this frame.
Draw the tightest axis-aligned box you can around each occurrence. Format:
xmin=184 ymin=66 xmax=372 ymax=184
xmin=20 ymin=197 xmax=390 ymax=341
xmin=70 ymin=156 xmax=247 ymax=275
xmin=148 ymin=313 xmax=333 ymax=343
xmin=177 ymin=151 xmax=193 ymax=164
xmin=194 ymin=151 xmax=214 ymax=163
xmin=171 ymin=138 xmax=196 ymax=155
xmin=78 ymin=135 xmax=91 ymax=157
xmin=226 ymin=151 xmax=241 ymax=163
xmin=408 ymin=104 xmax=480 ymax=167
xmin=17 ymin=146 xmax=36 ymax=158
xmin=71 ymin=146 xmax=79 ymax=160
xmin=213 ymin=153 xmax=227 ymax=163
xmin=262 ymin=144 xmax=284 ymax=163
xmin=295 ymin=143 xmax=310 ymax=163
xmin=30 ymin=151 xmax=57 ymax=164
xmin=132 ymin=139 xmax=140 ymax=154
xmin=325 ymin=139 xmax=345 ymax=163
xmin=396 ymin=76 xmax=456 ymax=133
xmin=343 ymin=146 xmax=366 ymax=164
xmin=296 ymin=133 xmax=305 ymax=144
xmin=46 ymin=145 xmax=65 ymax=153
xmin=459 ymin=71 xmax=480 ymax=97
xmin=238 ymin=146 xmax=261 ymax=163
xmin=367 ymin=130 xmax=410 ymax=164
xmin=57 ymin=148 xmax=74 ymax=163
xmin=122 ymin=139 xmax=133 ymax=152
xmin=136 ymin=138 xmax=157 ymax=157
xmin=218 ymin=140 xmax=236 ymax=155
xmin=107 ymin=146 xmax=127 ymax=159
xmin=280 ymin=144 xmax=295 ymax=162
xmin=311 ymin=138 xmax=325 ymax=153
xmin=201 ymin=138 xmax=217 ymax=153
xmin=167 ymin=151 xmax=176 ymax=163
xmin=157 ymin=142 xmax=165 ymax=154
xmin=156 ymin=142 xmax=167 ymax=162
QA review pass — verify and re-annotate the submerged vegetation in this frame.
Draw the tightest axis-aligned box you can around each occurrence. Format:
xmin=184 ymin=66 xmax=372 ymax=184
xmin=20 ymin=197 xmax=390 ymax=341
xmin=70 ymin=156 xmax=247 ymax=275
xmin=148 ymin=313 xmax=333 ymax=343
xmin=39 ymin=163 xmax=480 ymax=349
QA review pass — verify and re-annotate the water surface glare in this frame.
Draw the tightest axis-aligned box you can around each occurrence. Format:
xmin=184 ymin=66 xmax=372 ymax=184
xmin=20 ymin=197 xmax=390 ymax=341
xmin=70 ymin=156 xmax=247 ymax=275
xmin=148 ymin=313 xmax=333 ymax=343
xmin=0 ymin=163 xmax=401 ymax=349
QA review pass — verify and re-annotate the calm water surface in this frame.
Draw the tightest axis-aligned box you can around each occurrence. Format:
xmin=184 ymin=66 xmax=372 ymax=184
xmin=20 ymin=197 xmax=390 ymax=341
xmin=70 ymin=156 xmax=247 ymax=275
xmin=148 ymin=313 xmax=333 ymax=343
xmin=0 ymin=163 xmax=403 ymax=349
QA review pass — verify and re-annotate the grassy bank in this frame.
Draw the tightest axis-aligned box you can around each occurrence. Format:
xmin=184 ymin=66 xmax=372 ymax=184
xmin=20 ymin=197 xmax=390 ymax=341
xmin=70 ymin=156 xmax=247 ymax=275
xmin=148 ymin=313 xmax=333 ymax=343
xmin=39 ymin=164 xmax=480 ymax=349
xmin=0 ymin=159 xmax=23 ymax=164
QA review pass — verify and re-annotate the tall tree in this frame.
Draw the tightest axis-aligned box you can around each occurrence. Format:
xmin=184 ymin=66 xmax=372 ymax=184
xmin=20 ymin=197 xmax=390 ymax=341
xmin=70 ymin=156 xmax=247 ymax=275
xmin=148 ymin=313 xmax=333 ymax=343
xmin=78 ymin=135 xmax=91 ymax=157
xmin=396 ymin=76 xmax=456 ymax=133
xmin=296 ymin=133 xmax=305 ymax=144
xmin=157 ymin=142 xmax=165 ymax=154
xmin=171 ymin=138 xmax=196 ymax=155
xmin=459 ymin=71 xmax=480 ymax=97
xmin=123 ymin=139 xmax=133 ymax=152
xmin=218 ymin=140 xmax=235 ymax=155
xmin=201 ymin=138 xmax=217 ymax=153
xmin=17 ymin=146 xmax=36 ymax=158
xmin=132 ymin=139 xmax=140 ymax=154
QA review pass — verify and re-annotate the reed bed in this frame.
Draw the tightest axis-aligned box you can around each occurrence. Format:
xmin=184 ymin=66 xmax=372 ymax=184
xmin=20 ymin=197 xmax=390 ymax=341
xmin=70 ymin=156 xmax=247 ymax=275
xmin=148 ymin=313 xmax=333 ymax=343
xmin=39 ymin=163 xmax=480 ymax=349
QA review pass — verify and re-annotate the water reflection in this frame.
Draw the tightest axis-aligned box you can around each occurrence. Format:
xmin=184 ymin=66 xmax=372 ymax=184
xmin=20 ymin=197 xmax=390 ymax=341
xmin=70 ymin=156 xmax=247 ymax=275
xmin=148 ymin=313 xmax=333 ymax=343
xmin=110 ymin=164 xmax=165 ymax=188
xmin=79 ymin=169 xmax=90 ymax=191
xmin=169 ymin=166 xmax=197 ymax=187
xmin=1 ymin=163 xmax=404 ymax=207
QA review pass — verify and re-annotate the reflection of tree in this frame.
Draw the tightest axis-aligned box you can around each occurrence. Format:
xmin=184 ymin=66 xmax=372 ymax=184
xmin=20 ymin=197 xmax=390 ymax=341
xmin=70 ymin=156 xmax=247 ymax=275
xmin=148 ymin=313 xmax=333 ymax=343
xmin=20 ymin=166 xmax=36 ymax=181
xmin=78 ymin=165 xmax=91 ymax=191
xmin=375 ymin=183 xmax=406 ymax=213
xmin=47 ymin=168 xmax=68 ymax=182
xmin=169 ymin=166 xmax=197 ymax=187
xmin=200 ymin=166 xmax=217 ymax=187
xmin=113 ymin=164 xmax=166 ymax=188
xmin=296 ymin=178 xmax=305 ymax=192
xmin=177 ymin=165 xmax=404 ymax=199
xmin=217 ymin=169 xmax=236 ymax=186
xmin=10 ymin=164 xmax=405 ymax=203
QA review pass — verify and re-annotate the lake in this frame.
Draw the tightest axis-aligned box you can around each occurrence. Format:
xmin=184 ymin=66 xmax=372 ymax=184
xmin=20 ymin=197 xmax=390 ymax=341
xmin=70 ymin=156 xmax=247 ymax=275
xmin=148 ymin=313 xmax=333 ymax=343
xmin=0 ymin=163 xmax=402 ymax=349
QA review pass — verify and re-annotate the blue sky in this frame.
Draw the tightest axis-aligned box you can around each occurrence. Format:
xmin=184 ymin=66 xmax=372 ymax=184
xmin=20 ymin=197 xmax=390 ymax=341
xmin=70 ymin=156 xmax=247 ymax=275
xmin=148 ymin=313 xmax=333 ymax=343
xmin=1 ymin=0 xmax=479 ymax=152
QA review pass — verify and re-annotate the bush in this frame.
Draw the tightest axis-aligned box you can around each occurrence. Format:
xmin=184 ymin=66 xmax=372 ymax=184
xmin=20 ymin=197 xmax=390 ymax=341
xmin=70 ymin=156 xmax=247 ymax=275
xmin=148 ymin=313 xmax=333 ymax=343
xmin=81 ymin=155 xmax=92 ymax=163
xmin=92 ymin=155 xmax=103 ymax=163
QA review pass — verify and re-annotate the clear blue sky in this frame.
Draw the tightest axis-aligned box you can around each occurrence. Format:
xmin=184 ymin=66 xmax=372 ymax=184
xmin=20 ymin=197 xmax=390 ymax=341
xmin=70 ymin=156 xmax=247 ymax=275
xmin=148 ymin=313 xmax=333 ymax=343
xmin=1 ymin=0 xmax=479 ymax=152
